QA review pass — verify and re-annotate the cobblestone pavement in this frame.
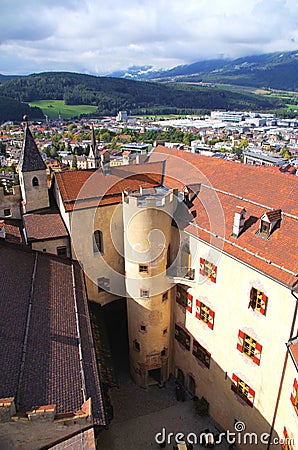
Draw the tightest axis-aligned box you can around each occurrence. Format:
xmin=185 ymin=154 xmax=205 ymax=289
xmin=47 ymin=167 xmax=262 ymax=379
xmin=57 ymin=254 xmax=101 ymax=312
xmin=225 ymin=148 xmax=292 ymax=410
xmin=98 ymin=377 xmax=233 ymax=450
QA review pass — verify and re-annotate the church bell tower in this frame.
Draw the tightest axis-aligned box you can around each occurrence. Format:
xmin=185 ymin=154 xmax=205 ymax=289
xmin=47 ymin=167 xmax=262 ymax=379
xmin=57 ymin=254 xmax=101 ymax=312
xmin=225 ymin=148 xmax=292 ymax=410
xmin=18 ymin=116 xmax=49 ymax=213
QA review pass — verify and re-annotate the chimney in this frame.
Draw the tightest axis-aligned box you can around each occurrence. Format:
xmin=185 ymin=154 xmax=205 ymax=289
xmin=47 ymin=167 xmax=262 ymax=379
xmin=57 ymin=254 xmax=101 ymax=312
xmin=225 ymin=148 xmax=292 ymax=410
xmin=101 ymin=150 xmax=111 ymax=175
xmin=232 ymin=206 xmax=246 ymax=237
xmin=0 ymin=220 xmax=5 ymax=239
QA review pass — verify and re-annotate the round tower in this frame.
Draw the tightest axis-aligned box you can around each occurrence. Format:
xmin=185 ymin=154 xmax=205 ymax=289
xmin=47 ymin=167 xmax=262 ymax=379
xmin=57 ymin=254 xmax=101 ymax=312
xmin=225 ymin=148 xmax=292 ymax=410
xmin=123 ymin=186 xmax=176 ymax=388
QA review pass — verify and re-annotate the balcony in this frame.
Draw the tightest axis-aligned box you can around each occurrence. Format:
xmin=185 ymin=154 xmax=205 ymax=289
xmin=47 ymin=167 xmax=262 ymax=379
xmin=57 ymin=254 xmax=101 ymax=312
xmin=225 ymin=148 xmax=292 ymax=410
xmin=166 ymin=266 xmax=195 ymax=285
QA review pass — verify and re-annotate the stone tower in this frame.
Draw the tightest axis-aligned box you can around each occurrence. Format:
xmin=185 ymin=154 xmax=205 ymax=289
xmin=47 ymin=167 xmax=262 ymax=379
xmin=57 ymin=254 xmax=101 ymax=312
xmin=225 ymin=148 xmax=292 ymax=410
xmin=18 ymin=118 xmax=49 ymax=213
xmin=123 ymin=186 xmax=176 ymax=388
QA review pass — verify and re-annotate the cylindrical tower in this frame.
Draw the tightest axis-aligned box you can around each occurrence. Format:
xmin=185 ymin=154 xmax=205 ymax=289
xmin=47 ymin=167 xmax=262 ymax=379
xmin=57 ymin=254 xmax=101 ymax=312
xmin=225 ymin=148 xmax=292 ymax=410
xmin=123 ymin=186 xmax=176 ymax=388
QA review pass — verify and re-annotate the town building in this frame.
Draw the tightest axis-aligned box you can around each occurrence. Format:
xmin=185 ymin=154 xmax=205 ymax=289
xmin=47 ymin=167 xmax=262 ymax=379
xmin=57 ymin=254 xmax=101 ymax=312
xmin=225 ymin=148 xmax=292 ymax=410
xmin=1 ymin=123 xmax=298 ymax=449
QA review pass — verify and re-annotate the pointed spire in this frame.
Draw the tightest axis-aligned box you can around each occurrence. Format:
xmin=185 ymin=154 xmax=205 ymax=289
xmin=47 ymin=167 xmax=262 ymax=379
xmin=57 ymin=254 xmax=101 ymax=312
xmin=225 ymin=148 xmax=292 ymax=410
xmin=19 ymin=117 xmax=46 ymax=172
xmin=88 ymin=124 xmax=98 ymax=160
xmin=91 ymin=124 xmax=97 ymax=154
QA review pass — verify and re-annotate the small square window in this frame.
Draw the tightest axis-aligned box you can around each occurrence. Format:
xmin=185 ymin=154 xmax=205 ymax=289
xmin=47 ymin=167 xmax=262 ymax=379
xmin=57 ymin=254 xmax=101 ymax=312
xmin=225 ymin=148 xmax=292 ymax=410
xmin=133 ymin=340 xmax=140 ymax=351
xmin=139 ymin=264 xmax=148 ymax=273
xmin=140 ymin=289 xmax=149 ymax=298
xmin=249 ymin=287 xmax=268 ymax=315
xmin=161 ymin=348 xmax=167 ymax=357
xmin=199 ymin=258 xmax=217 ymax=283
xmin=98 ymin=277 xmax=110 ymax=292
xmin=163 ymin=328 xmax=167 ymax=335
xmin=231 ymin=374 xmax=255 ymax=407
xmin=193 ymin=339 xmax=211 ymax=368
xmin=162 ymin=291 xmax=168 ymax=301
xmin=57 ymin=246 xmax=67 ymax=256
xmin=4 ymin=208 xmax=11 ymax=217
xmin=140 ymin=324 xmax=146 ymax=332
xmin=237 ymin=330 xmax=262 ymax=365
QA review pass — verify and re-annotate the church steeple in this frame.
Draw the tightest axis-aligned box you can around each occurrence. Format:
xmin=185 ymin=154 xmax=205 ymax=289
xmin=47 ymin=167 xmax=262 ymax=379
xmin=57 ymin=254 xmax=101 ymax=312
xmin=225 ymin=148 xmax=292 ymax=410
xmin=87 ymin=124 xmax=100 ymax=169
xmin=18 ymin=117 xmax=49 ymax=213
xmin=19 ymin=117 xmax=47 ymax=172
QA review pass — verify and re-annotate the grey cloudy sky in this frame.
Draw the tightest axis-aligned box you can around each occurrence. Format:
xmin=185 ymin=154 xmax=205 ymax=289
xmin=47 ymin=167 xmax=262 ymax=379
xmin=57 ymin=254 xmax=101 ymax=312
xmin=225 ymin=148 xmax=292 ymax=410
xmin=1 ymin=0 xmax=298 ymax=75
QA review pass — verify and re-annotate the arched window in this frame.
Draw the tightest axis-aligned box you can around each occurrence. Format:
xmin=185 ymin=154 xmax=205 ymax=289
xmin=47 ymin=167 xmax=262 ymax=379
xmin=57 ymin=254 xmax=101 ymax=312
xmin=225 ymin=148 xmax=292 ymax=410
xmin=93 ymin=230 xmax=103 ymax=253
xmin=32 ymin=177 xmax=39 ymax=187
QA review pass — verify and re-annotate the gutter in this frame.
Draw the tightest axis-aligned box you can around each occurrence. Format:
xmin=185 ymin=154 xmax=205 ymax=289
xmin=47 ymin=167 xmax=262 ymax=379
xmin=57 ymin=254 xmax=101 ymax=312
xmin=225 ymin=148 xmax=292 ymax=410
xmin=267 ymin=284 xmax=298 ymax=449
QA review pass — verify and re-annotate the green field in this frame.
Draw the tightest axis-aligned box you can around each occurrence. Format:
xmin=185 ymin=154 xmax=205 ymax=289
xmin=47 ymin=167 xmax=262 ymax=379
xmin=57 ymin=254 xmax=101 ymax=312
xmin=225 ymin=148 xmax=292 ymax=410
xmin=28 ymin=100 xmax=98 ymax=119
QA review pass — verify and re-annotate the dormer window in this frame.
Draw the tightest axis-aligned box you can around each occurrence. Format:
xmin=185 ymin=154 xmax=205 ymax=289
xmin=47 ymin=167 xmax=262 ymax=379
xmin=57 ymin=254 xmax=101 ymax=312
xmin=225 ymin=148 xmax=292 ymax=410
xmin=257 ymin=209 xmax=281 ymax=239
xmin=260 ymin=221 xmax=269 ymax=235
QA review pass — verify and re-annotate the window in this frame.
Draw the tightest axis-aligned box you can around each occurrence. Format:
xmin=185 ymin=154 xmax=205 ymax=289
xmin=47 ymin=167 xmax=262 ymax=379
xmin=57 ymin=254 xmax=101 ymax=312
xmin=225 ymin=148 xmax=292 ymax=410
xmin=237 ymin=330 xmax=262 ymax=365
xmin=163 ymin=328 xmax=167 ymax=335
xmin=282 ymin=427 xmax=294 ymax=450
xmin=97 ymin=277 xmax=110 ymax=292
xmin=231 ymin=374 xmax=255 ymax=407
xmin=249 ymin=287 xmax=268 ymax=315
xmin=139 ymin=264 xmax=148 ymax=273
xmin=57 ymin=246 xmax=67 ymax=257
xmin=93 ymin=230 xmax=103 ymax=253
xmin=140 ymin=324 xmax=146 ymax=332
xmin=290 ymin=378 xmax=298 ymax=415
xmin=193 ymin=339 xmax=211 ymax=368
xmin=161 ymin=348 xmax=167 ymax=357
xmin=32 ymin=177 xmax=39 ymax=187
xmin=188 ymin=375 xmax=196 ymax=396
xmin=260 ymin=221 xmax=270 ymax=236
xmin=175 ymin=324 xmax=190 ymax=350
xmin=199 ymin=258 xmax=217 ymax=283
xmin=4 ymin=208 xmax=11 ymax=217
xmin=162 ymin=291 xmax=168 ymax=301
xmin=133 ymin=340 xmax=140 ymax=351
xmin=176 ymin=285 xmax=192 ymax=312
xmin=140 ymin=289 xmax=149 ymax=298
xmin=196 ymin=300 xmax=215 ymax=330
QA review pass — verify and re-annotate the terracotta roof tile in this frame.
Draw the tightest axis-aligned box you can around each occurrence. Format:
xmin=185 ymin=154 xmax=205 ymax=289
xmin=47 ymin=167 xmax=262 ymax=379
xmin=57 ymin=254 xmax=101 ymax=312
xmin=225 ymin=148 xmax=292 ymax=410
xmin=0 ymin=243 xmax=106 ymax=426
xmin=55 ymin=161 xmax=164 ymax=212
xmin=153 ymin=146 xmax=298 ymax=287
xmin=23 ymin=210 xmax=68 ymax=241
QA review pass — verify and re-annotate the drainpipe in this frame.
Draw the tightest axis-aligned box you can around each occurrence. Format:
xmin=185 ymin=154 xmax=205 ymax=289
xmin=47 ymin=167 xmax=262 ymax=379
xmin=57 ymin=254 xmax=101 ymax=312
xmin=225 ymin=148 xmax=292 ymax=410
xmin=267 ymin=285 xmax=298 ymax=449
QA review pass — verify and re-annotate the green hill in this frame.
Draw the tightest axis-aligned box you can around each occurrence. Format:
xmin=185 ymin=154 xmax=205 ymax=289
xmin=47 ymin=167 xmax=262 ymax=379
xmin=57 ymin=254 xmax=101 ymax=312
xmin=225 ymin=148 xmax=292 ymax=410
xmin=0 ymin=71 xmax=284 ymax=117
xmin=0 ymin=95 xmax=44 ymax=123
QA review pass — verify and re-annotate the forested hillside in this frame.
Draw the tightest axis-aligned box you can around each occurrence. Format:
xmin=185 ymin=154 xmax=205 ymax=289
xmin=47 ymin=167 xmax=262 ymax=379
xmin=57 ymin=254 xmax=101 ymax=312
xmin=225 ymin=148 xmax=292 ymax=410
xmin=0 ymin=95 xmax=44 ymax=122
xmin=0 ymin=72 xmax=284 ymax=116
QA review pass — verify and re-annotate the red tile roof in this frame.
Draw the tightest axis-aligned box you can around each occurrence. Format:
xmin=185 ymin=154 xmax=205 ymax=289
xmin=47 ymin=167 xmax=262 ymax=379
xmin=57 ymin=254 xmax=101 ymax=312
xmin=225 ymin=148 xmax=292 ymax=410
xmin=55 ymin=161 xmax=164 ymax=211
xmin=23 ymin=210 xmax=68 ymax=241
xmin=0 ymin=243 xmax=106 ymax=426
xmin=152 ymin=146 xmax=298 ymax=287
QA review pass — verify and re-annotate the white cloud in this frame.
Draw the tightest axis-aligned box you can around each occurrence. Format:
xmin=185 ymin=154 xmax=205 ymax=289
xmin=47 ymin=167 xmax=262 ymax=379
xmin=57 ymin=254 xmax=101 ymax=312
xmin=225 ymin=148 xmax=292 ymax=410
xmin=0 ymin=0 xmax=298 ymax=74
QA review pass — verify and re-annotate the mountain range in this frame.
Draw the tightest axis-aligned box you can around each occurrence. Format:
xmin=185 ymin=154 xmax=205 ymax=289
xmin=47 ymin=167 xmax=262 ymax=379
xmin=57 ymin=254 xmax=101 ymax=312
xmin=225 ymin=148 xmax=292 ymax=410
xmin=108 ymin=50 xmax=298 ymax=91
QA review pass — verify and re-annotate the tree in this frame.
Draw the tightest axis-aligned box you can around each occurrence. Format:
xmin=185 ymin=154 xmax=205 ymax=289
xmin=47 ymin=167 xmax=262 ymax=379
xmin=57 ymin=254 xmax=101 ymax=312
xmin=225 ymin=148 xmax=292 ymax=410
xmin=0 ymin=142 xmax=7 ymax=156
xmin=71 ymin=154 xmax=78 ymax=170
xmin=281 ymin=147 xmax=292 ymax=159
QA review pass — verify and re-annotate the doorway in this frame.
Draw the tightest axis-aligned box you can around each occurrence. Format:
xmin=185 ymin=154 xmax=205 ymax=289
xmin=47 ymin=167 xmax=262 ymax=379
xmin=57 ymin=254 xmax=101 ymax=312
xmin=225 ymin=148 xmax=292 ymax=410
xmin=148 ymin=368 xmax=161 ymax=385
